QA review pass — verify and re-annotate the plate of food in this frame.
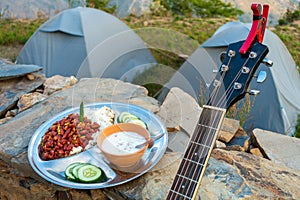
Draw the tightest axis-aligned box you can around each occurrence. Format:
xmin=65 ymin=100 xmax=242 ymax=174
xmin=28 ymin=102 xmax=168 ymax=189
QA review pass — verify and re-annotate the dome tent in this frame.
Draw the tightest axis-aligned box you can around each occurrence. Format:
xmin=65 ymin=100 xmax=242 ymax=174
xmin=159 ymin=22 xmax=300 ymax=135
xmin=16 ymin=7 xmax=156 ymax=81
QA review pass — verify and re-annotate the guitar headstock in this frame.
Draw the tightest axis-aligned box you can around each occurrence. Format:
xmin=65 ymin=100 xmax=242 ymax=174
xmin=207 ymin=40 xmax=269 ymax=109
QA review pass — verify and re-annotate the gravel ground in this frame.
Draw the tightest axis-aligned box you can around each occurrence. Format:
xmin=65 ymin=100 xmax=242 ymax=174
xmin=0 ymin=44 xmax=23 ymax=62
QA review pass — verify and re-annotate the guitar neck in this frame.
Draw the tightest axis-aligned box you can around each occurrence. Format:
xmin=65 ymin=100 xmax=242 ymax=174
xmin=166 ymin=105 xmax=226 ymax=200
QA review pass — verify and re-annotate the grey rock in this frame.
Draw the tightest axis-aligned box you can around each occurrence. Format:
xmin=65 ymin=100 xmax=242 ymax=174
xmin=157 ymin=87 xmax=202 ymax=134
xmin=252 ymin=128 xmax=300 ymax=170
xmin=157 ymin=87 xmax=202 ymax=152
xmin=157 ymin=87 xmax=243 ymax=152
xmin=0 ymin=78 xmax=159 ymax=165
xmin=0 ymin=73 xmax=45 ymax=118
xmin=17 ymin=92 xmax=47 ymax=112
xmin=43 ymin=75 xmax=78 ymax=95
xmin=215 ymin=140 xmax=226 ymax=148
xmin=219 ymin=118 xmax=240 ymax=143
xmin=112 ymin=149 xmax=300 ymax=199
xmin=1 ymin=78 xmax=300 ymax=200
xmin=0 ymin=63 xmax=42 ymax=80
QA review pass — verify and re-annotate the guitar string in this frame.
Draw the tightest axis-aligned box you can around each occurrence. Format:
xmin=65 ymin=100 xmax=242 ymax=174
xmin=168 ymin=54 xmax=234 ymax=199
xmin=174 ymin=55 xmax=236 ymax=198
xmin=216 ymin=56 xmax=250 ymax=108
xmin=167 ymin=82 xmax=226 ymax=198
xmin=182 ymin=55 xmax=250 ymax=197
xmin=169 ymin=50 xmax=251 ymax=199
xmin=176 ymin=55 xmax=238 ymax=197
xmin=168 ymin=55 xmax=230 ymax=199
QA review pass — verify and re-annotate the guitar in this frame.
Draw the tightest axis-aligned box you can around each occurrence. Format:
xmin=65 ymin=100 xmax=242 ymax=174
xmin=166 ymin=3 xmax=270 ymax=197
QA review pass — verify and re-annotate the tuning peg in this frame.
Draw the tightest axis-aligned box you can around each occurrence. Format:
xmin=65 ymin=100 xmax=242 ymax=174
xmin=254 ymin=70 xmax=267 ymax=83
xmin=262 ymin=57 xmax=273 ymax=67
xmin=248 ymin=89 xmax=260 ymax=95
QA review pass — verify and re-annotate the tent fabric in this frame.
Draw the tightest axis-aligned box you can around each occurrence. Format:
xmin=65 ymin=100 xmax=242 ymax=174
xmin=16 ymin=7 xmax=156 ymax=81
xmin=160 ymin=22 xmax=300 ymax=135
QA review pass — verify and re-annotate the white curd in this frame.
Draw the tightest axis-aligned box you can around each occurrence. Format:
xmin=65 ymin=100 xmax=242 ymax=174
xmin=102 ymin=131 xmax=146 ymax=155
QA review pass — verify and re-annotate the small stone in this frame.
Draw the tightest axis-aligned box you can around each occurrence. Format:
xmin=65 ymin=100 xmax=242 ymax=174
xmin=222 ymin=145 xmax=245 ymax=152
xmin=5 ymin=109 xmax=18 ymax=118
xmin=215 ymin=140 xmax=226 ymax=148
xmin=26 ymin=74 xmax=35 ymax=80
xmin=252 ymin=128 xmax=300 ymax=170
xmin=43 ymin=75 xmax=78 ymax=95
xmin=167 ymin=126 xmax=180 ymax=132
xmin=235 ymin=127 xmax=247 ymax=137
xmin=0 ymin=117 xmax=9 ymax=125
xmin=218 ymin=130 xmax=235 ymax=143
xmin=250 ymin=148 xmax=264 ymax=157
xmin=243 ymin=138 xmax=250 ymax=152
xmin=143 ymin=21 xmax=149 ymax=26
xmin=219 ymin=118 xmax=240 ymax=143
xmin=17 ymin=92 xmax=47 ymax=112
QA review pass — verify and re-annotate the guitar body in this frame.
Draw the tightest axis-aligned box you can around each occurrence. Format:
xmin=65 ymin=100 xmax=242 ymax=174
xmin=166 ymin=40 xmax=269 ymax=200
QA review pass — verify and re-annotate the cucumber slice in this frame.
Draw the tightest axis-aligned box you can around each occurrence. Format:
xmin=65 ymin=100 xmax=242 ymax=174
xmin=65 ymin=162 xmax=81 ymax=181
xmin=77 ymin=164 xmax=102 ymax=183
xmin=117 ymin=112 xmax=131 ymax=123
xmin=123 ymin=114 xmax=139 ymax=123
xmin=71 ymin=163 xmax=86 ymax=180
xmin=128 ymin=119 xmax=147 ymax=129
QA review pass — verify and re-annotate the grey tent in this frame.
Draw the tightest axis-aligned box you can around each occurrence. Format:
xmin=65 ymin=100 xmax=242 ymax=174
xmin=159 ymin=22 xmax=300 ymax=135
xmin=16 ymin=7 xmax=156 ymax=81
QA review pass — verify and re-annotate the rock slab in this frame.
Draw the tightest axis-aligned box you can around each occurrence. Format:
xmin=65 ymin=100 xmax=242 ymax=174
xmin=1 ymin=79 xmax=300 ymax=200
xmin=252 ymin=128 xmax=300 ymax=171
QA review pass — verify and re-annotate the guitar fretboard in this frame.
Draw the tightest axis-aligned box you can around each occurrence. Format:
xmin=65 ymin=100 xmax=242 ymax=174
xmin=167 ymin=105 xmax=226 ymax=200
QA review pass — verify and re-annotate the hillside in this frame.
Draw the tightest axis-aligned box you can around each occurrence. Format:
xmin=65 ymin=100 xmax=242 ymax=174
xmin=0 ymin=0 xmax=84 ymax=19
xmin=224 ymin=0 xmax=297 ymax=25
xmin=0 ymin=2 xmax=299 ymax=68
xmin=0 ymin=0 xmax=297 ymax=25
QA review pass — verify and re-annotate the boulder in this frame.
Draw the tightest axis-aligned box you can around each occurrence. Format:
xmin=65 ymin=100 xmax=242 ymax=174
xmin=156 ymin=87 xmax=202 ymax=153
xmin=156 ymin=87 xmax=202 ymax=135
xmin=218 ymin=118 xmax=240 ymax=143
xmin=250 ymin=148 xmax=264 ymax=157
xmin=43 ymin=75 xmax=78 ymax=95
xmin=157 ymin=87 xmax=244 ymax=153
xmin=252 ymin=128 xmax=300 ymax=171
xmin=0 ymin=78 xmax=159 ymax=166
xmin=0 ymin=63 xmax=42 ymax=80
xmin=0 ymin=72 xmax=45 ymax=118
xmin=107 ymin=149 xmax=300 ymax=199
xmin=1 ymin=78 xmax=300 ymax=200
xmin=17 ymin=92 xmax=47 ymax=112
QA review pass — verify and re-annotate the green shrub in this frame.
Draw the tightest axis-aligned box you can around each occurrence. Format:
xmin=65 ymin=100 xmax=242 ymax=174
xmin=160 ymin=0 xmax=243 ymax=18
xmin=86 ymin=0 xmax=116 ymax=14
xmin=294 ymin=114 xmax=300 ymax=138
xmin=0 ymin=19 xmax=45 ymax=45
xmin=278 ymin=3 xmax=300 ymax=25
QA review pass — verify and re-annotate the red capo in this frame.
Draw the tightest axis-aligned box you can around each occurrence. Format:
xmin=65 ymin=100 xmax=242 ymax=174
xmin=239 ymin=3 xmax=269 ymax=54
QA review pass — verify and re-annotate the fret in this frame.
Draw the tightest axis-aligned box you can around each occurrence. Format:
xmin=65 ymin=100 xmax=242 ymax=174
xmin=167 ymin=33 xmax=270 ymax=199
xmin=183 ymin=157 xmax=205 ymax=167
xmin=168 ymin=190 xmax=192 ymax=200
xmin=179 ymin=146 xmax=209 ymax=180
xmin=167 ymin=106 xmax=226 ymax=200
xmin=176 ymin=174 xmax=199 ymax=184
xmin=170 ymin=174 xmax=197 ymax=199
xmin=197 ymin=124 xmax=218 ymax=131
xmin=190 ymin=125 xmax=216 ymax=151
xmin=190 ymin=141 xmax=211 ymax=149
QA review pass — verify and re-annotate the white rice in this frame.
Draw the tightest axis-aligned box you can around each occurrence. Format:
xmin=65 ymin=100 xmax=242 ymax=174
xmin=84 ymin=106 xmax=115 ymax=149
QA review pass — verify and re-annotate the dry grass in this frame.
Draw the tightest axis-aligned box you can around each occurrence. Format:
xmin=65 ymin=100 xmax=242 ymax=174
xmin=0 ymin=44 xmax=23 ymax=62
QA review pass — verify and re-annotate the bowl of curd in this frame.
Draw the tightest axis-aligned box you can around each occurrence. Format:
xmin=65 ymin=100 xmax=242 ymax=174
xmin=97 ymin=123 xmax=150 ymax=168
